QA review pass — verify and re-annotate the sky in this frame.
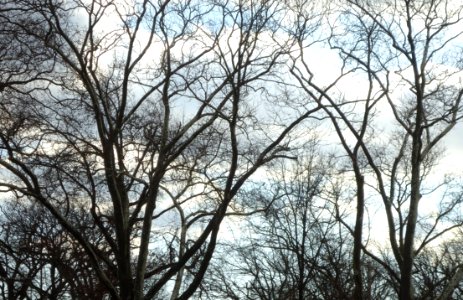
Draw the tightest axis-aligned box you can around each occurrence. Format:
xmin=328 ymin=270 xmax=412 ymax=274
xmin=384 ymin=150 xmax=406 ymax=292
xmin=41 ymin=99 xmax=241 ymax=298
xmin=2 ymin=0 xmax=463 ymax=260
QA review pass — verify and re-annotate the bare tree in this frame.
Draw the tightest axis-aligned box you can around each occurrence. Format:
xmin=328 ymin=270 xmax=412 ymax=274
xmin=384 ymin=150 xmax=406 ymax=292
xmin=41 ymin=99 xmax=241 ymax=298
xmin=290 ymin=0 xmax=463 ymax=298
xmin=0 ymin=201 xmax=48 ymax=300
xmin=0 ymin=199 xmax=112 ymax=299
xmin=201 ymin=143 xmax=400 ymax=300
xmin=3 ymin=0 xmax=462 ymax=298
xmin=414 ymin=236 xmax=463 ymax=300
xmin=201 ymin=146 xmax=356 ymax=299
xmin=0 ymin=0 xmax=322 ymax=299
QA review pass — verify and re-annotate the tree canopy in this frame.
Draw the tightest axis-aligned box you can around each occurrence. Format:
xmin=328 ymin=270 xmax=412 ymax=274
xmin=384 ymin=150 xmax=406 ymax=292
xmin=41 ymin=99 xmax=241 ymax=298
xmin=1 ymin=0 xmax=463 ymax=299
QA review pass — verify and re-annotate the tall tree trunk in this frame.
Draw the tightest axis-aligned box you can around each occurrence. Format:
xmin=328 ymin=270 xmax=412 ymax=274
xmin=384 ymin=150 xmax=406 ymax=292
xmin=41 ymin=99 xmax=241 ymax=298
xmin=353 ymin=171 xmax=365 ymax=300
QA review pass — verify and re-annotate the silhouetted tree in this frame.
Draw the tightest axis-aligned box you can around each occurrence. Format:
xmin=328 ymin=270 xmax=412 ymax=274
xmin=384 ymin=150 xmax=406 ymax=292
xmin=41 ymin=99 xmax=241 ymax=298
xmin=290 ymin=0 xmax=463 ymax=298
xmin=0 ymin=0 xmax=322 ymax=298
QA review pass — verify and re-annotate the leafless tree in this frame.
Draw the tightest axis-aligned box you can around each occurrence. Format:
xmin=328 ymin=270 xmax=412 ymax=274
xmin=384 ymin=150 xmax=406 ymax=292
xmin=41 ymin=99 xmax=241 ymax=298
xmin=413 ymin=236 xmax=463 ymax=300
xmin=0 ymin=0 xmax=322 ymax=299
xmin=0 ymin=199 xmax=113 ymax=299
xmin=2 ymin=0 xmax=463 ymax=298
xmin=290 ymin=0 xmax=463 ymax=298
xmin=201 ymin=144 xmax=398 ymax=300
